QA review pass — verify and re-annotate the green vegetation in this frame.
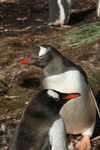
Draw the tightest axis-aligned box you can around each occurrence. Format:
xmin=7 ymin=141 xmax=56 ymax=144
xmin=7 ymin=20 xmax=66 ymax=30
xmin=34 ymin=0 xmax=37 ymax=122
xmin=62 ymin=22 xmax=100 ymax=47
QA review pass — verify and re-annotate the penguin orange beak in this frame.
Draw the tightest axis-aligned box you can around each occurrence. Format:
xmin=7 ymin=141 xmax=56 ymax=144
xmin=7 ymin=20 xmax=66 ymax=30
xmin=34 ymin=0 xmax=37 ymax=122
xmin=64 ymin=94 xmax=80 ymax=100
xmin=18 ymin=59 xmax=33 ymax=64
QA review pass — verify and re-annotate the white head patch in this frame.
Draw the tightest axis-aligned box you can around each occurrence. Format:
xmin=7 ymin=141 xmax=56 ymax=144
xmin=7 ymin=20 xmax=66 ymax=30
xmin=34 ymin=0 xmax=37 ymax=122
xmin=47 ymin=90 xmax=59 ymax=99
xmin=39 ymin=46 xmax=50 ymax=57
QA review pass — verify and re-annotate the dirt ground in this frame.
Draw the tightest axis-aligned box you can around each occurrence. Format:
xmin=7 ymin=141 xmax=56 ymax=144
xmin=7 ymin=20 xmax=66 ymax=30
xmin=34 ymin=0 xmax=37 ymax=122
xmin=0 ymin=0 xmax=100 ymax=149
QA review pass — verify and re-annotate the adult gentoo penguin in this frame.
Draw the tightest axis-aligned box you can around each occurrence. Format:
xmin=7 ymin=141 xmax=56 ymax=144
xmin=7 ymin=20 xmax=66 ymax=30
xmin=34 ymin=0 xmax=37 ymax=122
xmin=47 ymin=0 xmax=71 ymax=27
xmin=18 ymin=45 xmax=96 ymax=150
xmin=47 ymin=0 xmax=100 ymax=27
xmin=8 ymin=89 xmax=80 ymax=150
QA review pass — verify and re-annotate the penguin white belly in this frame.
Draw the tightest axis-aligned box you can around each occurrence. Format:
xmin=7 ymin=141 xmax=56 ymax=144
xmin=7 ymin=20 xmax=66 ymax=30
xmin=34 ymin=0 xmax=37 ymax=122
xmin=49 ymin=117 xmax=67 ymax=150
xmin=54 ymin=0 xmax=65 ymax=25
xmin=43 ymin=70 xmax=96 ymax=135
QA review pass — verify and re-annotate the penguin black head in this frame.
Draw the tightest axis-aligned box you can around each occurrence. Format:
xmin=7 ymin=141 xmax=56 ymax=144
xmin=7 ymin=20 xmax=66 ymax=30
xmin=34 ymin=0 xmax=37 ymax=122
xmin=17 ymin=44 xmax=86 ymax=78
xmin=26 ymin=89 xmax=81 ymax=117
xmin=47 ymin=89 xmax=80 ymax=101
xmin=17 ymin=45 xmax=61 ymax=68
xmin=43 ymin=89 xmax=81 ymax=111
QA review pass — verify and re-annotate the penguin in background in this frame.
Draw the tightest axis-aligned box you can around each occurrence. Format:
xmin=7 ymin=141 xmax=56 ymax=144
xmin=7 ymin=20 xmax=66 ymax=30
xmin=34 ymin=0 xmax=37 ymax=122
xmin=8 ymin=89 xmax=80 ymax=150
xmin=18 ymin=44 xmax=98 ymax=150
xmin=97 ymin=0 xmax=100 ymax=17
xmin=47 ymin=0 xmax=100 ymax=27
xmin=47 ymin=0 xmax=71 ymax=27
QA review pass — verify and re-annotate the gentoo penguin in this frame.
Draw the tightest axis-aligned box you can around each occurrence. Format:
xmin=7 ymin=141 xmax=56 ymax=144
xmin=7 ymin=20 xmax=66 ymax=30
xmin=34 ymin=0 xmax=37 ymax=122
xmin=8 ymin=89 xmax=80 ymax=150
xmin=18 ymin=44 xmax=96 ymax=150
xmin=47 ymin=0 xmax=100 ymax=27
xmin=47 ymin=0 xmax=71 ymax=27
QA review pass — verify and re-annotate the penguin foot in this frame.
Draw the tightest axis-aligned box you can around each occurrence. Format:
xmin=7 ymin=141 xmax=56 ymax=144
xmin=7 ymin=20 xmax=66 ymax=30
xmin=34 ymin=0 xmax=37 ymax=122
xmin=75 ymin=135 xmax=91 ymax=150
xmin=60 ymin=24 xmax=71 ymax=28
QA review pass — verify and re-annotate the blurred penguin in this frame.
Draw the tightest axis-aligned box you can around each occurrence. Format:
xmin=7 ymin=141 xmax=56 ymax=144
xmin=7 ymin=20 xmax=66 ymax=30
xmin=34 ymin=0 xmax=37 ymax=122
xmin=47 ymin=0 xmax=100 ymax=27
xmin=47 ymin=0 xmax=71 ymax=27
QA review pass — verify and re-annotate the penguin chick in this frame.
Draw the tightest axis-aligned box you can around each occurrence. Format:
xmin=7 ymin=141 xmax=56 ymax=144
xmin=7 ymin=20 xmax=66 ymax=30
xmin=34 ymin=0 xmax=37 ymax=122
xmin=8 ymin=89 xmax=80 ymax=150
xmin=47 ymin=0 xmax=71 ymax=26
xmin=18 ymin=44 xmax=96 ymax=150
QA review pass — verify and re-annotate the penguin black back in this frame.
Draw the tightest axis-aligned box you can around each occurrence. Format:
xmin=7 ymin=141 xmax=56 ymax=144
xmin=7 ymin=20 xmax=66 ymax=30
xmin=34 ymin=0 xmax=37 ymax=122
xmin=8 ymin=89 xmax=80 ymax=150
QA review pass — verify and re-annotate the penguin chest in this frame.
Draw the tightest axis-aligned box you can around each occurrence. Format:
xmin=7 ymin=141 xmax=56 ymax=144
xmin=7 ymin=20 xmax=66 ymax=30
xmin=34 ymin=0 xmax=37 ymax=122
xmin=43 ymin=70 xmax=86 ymax=93
xmin=56 ymin=0 xmax=65 ymax=24
xmin=48 ymin=0 xmax=71 ymax=25
xmin=49 ymin=0 xmax=66 ymax=25
xmin=49 ymin=117 xmax=67 ymax=150
xmin=43 ymin=70 xmax=96 ymax=134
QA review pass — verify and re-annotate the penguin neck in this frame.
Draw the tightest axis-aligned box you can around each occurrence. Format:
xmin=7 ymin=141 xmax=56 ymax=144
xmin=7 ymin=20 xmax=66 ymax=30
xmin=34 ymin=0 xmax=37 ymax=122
xmin=43 ymin=55 xmax=67 ymax=77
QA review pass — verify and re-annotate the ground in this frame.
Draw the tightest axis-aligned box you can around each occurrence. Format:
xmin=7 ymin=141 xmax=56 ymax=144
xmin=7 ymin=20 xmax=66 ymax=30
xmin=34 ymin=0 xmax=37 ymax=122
xmin=0 ymin=0 xmax=100 ymax=149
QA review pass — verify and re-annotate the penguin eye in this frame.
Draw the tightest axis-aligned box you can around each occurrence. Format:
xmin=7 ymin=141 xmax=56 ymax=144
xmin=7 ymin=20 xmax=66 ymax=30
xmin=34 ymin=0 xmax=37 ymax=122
xmin=39 ymin=55 xmax=43 ymax=58
xmin=55 ymin=98 xmax=59 ymax=101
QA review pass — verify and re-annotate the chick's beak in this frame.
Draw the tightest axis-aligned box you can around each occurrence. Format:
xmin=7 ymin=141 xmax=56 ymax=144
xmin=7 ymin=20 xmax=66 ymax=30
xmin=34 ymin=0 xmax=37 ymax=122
xmin=64 ymin=93 xmax=80 ymax=100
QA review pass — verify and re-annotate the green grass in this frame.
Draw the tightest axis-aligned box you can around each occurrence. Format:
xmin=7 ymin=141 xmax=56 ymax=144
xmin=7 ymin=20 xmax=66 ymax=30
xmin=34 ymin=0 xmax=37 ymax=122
xmin=0 ymin=81 xmax=42 ymax=115
xmin=87 ymin=70 xmax=100 ymax=95
xmin=62 ymin=22 xmax=100 ymax=47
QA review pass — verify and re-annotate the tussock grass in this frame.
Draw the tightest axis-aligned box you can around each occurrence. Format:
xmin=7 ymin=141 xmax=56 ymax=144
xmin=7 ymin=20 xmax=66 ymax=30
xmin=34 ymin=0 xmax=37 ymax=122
xmin=63 ymin=22 xmax=100 ymax=47
xmin=89 ymin=71 xmax=100 ymax=95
